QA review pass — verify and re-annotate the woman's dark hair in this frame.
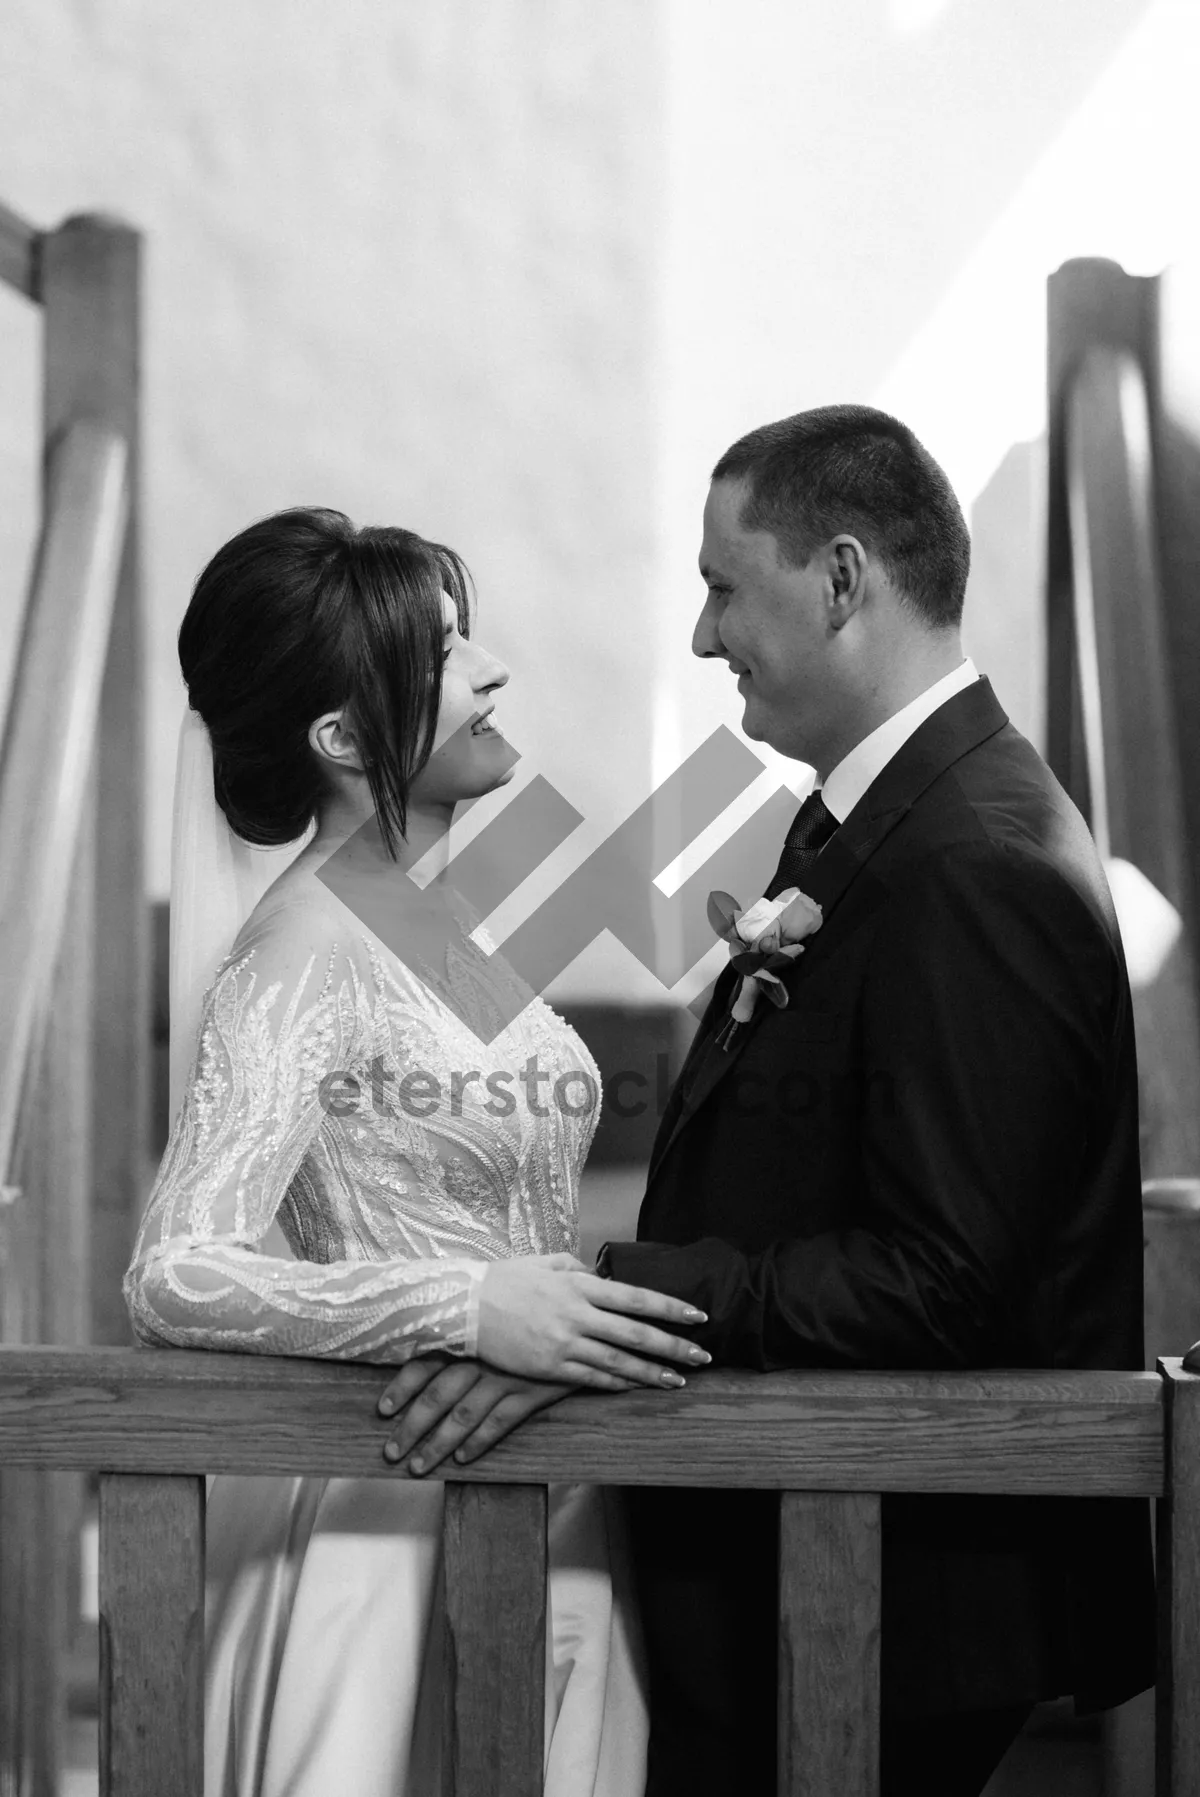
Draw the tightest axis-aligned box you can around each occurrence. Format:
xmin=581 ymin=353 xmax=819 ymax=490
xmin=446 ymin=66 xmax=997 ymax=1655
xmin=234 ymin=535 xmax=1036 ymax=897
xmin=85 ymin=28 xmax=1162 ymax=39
xmin=712 ymin=404 xmax=971 ymax=628
xmin=178 ymin=507 xmax=471 ymax=858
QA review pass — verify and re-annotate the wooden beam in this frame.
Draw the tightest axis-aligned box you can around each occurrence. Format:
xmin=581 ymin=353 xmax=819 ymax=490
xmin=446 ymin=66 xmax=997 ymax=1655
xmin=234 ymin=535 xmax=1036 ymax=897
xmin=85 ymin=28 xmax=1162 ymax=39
xmin=40 ymin=213 xmax=148 ymax=1350
xmin=98 ymin=1472 xmax=204 ymax=1797
xmin=1046 ymin=260 xmax=1200 ymax=1182
xmin=1045 ymin=258 xmax=1159 ymax=812
xmin=1065 ymin=350 xmax=1191 ymax=900
xmin=0 ymin=423 xmax=128 ymax=1194
xmin=1063 ymin=351 xmax=1200 ymax=1182
xmin=0 ymin=1349 xmax=1166 ymax=1494
xmin=1157 ymin=1360 xmax=1200 ymax=1795
xmin=778 ymin=1491 xmax=880 ymax=1797
xmin=441 ymin=1483 xmax=546 ymax=1797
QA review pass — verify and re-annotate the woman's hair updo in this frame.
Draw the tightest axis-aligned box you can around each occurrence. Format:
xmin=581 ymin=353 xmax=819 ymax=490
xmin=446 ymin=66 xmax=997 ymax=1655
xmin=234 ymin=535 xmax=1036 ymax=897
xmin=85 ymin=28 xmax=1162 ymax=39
xmin=178 ymin=507 xmax=471 ymax=858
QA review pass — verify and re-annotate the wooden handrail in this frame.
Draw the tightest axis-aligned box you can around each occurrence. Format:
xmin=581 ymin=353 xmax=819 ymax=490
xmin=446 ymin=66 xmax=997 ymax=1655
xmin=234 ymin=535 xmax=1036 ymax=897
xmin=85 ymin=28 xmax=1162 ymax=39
xmin=0 ymin=199 xmax=40 ymax=302
xmin=0 ymin=1348 xmax=1194 ymax=1796
xmin=0 ymin=421 xmax=129 ymax=1194
xmin=0 ymin=1346 xmax=1165 ymax=1492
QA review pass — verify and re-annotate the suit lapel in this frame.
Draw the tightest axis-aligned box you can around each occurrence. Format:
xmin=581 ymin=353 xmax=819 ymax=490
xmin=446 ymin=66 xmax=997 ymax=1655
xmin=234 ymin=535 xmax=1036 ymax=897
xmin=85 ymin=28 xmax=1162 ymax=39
xmin=645 ymin=678 xmax=1010 ymax=1182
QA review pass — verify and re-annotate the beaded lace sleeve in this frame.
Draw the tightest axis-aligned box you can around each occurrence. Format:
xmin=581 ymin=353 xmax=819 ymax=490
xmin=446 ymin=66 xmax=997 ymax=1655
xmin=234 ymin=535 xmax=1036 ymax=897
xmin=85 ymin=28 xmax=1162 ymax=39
xmin=123 ymin=903 xmax=486 ymax=1364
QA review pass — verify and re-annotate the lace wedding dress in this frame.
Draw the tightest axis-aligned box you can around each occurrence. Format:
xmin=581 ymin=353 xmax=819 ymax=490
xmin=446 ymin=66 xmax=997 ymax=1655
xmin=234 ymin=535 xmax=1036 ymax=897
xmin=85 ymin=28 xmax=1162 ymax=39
xmin=123 ymin=860 xmax=648 ymax=1797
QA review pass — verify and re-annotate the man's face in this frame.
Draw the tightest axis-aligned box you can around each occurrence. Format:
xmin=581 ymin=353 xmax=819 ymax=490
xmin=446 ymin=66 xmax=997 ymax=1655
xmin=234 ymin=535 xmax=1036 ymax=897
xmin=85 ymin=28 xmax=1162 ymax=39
xmin=694 ymin=477 xmax=849 ymax=766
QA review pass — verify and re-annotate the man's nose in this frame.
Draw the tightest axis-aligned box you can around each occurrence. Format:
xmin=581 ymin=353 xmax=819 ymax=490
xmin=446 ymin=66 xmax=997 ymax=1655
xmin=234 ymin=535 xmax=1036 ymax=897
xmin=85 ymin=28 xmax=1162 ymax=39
xmin=692 ymin=593 xmax=723 ymax=659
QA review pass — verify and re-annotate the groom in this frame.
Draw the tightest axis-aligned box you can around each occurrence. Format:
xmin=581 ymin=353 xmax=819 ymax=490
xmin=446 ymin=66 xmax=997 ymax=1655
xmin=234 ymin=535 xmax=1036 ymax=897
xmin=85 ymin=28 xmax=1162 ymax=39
xmin=379 ymin=405 xmax=1156 ymax=1795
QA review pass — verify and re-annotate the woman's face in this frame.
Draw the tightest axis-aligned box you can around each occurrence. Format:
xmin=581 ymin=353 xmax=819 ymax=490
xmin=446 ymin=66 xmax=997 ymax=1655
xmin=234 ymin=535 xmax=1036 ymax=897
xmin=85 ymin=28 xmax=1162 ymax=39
xmin=406 ymin=590 xmax=515 ymax=807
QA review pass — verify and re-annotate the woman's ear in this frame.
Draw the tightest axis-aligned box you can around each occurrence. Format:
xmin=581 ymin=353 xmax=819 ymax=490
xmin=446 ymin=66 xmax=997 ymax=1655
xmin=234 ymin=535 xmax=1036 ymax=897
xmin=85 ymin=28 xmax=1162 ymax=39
xmin=309 ymin=710 xmax=367 ymax=774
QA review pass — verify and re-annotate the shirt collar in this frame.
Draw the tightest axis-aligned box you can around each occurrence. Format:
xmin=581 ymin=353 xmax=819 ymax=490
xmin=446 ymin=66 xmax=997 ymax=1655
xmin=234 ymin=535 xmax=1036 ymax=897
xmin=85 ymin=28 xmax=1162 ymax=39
xmin=819 ymin=657 xmax=980 ymax=825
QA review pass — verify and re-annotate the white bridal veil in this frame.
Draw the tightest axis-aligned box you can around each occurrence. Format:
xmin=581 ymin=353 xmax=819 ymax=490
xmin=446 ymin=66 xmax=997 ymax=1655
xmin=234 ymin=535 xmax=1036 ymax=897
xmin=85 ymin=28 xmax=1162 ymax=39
xmin=168 ymin=708 xmax=313 ymax=1127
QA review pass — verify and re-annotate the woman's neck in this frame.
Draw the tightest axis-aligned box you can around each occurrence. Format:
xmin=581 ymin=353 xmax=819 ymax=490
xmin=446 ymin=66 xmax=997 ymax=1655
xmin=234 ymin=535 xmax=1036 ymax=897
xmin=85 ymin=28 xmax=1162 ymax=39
xmin=307 ymin=795 xmax=456 ymax=874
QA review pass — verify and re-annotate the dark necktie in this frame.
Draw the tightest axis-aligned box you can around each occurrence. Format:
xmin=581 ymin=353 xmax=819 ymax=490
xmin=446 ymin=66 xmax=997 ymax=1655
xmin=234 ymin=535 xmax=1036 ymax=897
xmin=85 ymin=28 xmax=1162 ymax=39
xmin=764 ymin=789 xmax=839 ymax=898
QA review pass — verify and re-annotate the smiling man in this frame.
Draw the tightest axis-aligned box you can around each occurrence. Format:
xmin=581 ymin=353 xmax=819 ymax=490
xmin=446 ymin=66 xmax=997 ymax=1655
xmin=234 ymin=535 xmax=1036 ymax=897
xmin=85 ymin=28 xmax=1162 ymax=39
xmin=377 ymin=406 xmax=1156 ymax=1797
xmin=604 ymin=406 xmax=1156 ymax=1796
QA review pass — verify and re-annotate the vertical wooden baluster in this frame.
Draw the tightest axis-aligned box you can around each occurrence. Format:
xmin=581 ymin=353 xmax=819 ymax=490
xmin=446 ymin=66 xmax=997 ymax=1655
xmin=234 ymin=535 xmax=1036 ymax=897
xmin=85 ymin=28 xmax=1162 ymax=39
xmin=779 ymin=1490 xmax=881 ymax=1797
xmin=442 ymin=1482 xmax=547 ymax=1797
xmin=98 ymin=1472 xmax=204 ymax=1797
xmin=0 ymin=1467 xmax=42 ymax=1797
xmin=19 ymin=790 xmax=96 ymax=1797
xmin=0 ymin=1187 xmax=51 ymax=1796
xmin=1157 ymin=1361 xmax=1200 ymax=1796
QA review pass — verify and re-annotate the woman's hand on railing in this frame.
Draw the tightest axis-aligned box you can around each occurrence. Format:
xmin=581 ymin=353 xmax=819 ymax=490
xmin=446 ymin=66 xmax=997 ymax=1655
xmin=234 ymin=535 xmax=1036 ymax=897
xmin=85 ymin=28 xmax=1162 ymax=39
xmin=377 ymin=1353 xmax=572 ymax=1475
xmin=474 ymin=1253 xmax=710 ymax=1388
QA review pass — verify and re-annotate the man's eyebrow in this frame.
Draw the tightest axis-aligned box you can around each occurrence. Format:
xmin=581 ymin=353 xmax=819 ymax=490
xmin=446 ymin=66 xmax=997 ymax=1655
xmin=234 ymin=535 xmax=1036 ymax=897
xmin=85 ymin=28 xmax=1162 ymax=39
xmin=699 ymin=562 xmax=728 ymax=582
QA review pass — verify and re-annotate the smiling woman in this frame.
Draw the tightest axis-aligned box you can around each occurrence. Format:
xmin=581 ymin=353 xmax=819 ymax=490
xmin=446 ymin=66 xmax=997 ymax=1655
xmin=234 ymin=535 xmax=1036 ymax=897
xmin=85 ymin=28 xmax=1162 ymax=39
xmin=124 ymin=505 xmax=712 ymax=1797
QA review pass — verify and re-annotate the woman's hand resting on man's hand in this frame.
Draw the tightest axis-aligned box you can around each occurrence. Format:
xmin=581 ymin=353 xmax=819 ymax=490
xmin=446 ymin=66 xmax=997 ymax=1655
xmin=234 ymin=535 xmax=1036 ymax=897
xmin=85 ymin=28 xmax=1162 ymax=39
xmin=375 ymin=1252 xmax=710 ymax=1474
xmin=475 ymin=1253 xmax=708 ymax=1386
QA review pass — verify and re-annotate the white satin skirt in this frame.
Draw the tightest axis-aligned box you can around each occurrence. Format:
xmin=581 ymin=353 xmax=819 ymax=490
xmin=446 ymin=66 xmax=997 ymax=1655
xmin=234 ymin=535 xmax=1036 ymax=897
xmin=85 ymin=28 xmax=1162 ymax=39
xmin=203 ymin=1473 xmax=649 ymax=1797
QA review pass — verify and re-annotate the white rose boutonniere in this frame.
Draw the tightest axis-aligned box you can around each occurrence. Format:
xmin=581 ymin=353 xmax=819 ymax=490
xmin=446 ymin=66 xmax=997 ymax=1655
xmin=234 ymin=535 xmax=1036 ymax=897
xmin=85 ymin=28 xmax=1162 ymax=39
xmin=706 ymin=886 xmax=823 ymax=1052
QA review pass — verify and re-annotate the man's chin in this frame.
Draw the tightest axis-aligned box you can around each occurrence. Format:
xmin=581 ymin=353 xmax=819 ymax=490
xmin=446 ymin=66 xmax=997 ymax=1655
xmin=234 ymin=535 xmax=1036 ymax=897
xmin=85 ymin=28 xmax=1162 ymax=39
xmin=738 ymin=695 xmax=764 ymax=741
xmin=739 ymin=697 xmax=782 ymax=750
xmin=740 ymin=700 xmax=808 ymax=763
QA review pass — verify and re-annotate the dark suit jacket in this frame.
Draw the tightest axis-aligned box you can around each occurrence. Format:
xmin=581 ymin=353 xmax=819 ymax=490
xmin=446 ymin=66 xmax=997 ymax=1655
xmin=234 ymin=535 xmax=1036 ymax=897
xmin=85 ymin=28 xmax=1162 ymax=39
xmin=606 ymin=679 xmax=1156 ymax=1747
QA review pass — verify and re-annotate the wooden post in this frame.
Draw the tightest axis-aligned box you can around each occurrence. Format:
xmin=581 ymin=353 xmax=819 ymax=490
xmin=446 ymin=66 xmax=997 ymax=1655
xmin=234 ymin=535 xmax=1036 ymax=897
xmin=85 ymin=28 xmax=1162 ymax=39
xmin=40 ymin=212 xmax=147 ymax=1351
xmin=778 ymin=1491 xmax=881 ymax=1797
xmin=1157 ymin=1361 xmax=1200 ymax=1795
xmin=0 ymin=208 xmax=143 ymax=1792
xmin=98 ymin=1472 xmax=204 ymax=1797
xmin=441 ymin=1482 xmax=547 ymax=1797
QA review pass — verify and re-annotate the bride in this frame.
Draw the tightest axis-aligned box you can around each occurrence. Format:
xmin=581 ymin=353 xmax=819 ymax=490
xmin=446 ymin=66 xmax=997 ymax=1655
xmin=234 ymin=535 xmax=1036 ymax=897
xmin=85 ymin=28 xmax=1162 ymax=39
xmin=122 ymin=507 xmax=708 ymax=1797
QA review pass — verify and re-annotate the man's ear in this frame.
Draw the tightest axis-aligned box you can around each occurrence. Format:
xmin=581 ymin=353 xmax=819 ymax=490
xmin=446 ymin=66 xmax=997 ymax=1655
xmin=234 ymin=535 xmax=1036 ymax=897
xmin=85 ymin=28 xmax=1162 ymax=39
xmin=309 ymin=710 xmax=366 ymax=774
xmin=826 ymin=535 xmax=869 ymax=630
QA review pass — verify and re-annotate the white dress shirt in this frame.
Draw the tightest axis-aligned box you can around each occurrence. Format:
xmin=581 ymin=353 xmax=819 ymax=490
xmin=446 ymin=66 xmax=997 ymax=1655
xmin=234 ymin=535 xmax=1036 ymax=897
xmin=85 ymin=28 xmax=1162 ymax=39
xmin=818 ymin=657 xmax=980 ymax=824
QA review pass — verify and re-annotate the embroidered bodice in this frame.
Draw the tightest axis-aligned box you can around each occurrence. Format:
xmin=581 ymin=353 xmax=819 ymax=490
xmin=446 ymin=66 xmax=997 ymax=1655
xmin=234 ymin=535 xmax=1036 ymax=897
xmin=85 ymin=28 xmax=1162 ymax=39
xmin=124 ymin=865 xmax=602 ymax=1364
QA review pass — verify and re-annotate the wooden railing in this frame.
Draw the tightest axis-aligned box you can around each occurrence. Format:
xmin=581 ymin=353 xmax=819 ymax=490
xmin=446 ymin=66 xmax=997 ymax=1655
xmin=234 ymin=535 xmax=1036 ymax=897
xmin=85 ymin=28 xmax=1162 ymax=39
xmin=0 ymin=1349 xmax=1194 ymax=1797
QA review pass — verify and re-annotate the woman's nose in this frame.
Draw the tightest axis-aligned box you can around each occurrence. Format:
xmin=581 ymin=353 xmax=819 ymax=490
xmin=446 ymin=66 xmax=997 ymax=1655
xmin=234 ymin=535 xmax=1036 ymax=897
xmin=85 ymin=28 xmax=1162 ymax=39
xmin=476 ymin=649 xmax=510 ymax=693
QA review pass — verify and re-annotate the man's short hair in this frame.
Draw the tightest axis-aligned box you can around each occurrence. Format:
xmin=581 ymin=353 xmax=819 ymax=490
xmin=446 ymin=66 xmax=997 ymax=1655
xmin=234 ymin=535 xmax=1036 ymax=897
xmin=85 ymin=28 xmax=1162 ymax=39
xmin=711 ymin=404 xmax=970 ymax=628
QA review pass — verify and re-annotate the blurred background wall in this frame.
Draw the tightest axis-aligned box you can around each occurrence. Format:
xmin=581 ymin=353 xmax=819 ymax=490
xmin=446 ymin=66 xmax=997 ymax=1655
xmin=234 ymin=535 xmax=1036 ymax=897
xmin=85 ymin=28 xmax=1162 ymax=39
xmin=2 ymin=0 xmax=1199 ymax=1018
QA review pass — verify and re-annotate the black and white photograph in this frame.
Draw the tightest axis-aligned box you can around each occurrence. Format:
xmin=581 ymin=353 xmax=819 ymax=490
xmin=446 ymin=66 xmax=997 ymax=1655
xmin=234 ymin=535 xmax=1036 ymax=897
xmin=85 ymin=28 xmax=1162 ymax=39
xmin=2 ymin=3 xmax=1199 ymax=1793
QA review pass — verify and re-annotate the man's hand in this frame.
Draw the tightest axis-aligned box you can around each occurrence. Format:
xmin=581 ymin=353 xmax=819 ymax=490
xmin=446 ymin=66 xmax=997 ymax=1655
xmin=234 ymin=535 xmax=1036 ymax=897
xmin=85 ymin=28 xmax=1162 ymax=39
xmin=376 ymin=1353 xmax=633 ymax=1475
